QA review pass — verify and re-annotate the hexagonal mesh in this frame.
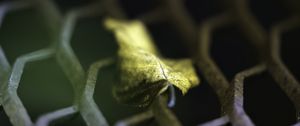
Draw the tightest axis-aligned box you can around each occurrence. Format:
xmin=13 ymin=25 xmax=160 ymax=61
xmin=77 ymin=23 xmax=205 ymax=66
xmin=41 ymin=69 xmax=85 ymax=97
xmin=0 ymin=0 xmax=300 ymax=126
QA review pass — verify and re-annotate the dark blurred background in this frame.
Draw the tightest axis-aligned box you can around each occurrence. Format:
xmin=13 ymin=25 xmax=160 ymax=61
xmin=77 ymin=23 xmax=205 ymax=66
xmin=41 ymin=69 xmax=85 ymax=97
xmin=0 ymin=0 xmax=300 ymax=126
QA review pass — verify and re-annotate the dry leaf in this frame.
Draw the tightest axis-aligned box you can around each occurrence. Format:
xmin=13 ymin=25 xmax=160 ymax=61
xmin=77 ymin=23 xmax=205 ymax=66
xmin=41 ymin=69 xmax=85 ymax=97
xmin=105 ymin=18 xmax=200 ymax=107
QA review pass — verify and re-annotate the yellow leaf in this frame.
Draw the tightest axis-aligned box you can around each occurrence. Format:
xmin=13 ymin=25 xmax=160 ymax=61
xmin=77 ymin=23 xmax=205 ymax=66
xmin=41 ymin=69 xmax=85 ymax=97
xmin=162 ymin=58 xmax=199 ymax=94
xmin=105 ymin=18 xmax=200 ymax=107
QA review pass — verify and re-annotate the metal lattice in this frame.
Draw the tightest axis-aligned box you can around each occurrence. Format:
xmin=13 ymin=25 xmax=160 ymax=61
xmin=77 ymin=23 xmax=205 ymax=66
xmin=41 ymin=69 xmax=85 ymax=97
xmin=0 ymin=0 xmax=300 ymax=126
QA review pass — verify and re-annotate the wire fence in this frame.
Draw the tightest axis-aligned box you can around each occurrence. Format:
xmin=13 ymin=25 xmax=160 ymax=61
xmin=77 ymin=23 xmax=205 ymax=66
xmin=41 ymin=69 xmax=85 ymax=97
xmin=0 ymin=0 xmax=300 ymax=126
